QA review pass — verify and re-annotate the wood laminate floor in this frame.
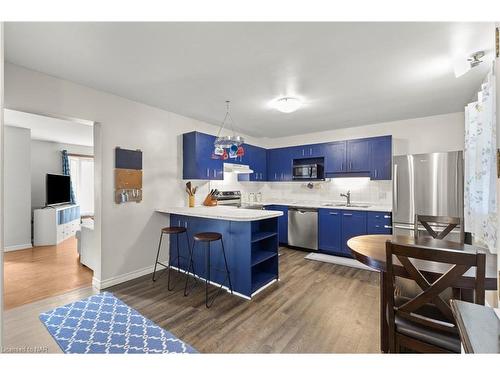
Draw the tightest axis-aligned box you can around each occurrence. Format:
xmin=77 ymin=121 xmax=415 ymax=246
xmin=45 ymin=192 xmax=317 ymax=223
xmin=4 ymin=247 xmax=380 ymax=353
xmin=3 ymin=236 xmax=93 ymax=310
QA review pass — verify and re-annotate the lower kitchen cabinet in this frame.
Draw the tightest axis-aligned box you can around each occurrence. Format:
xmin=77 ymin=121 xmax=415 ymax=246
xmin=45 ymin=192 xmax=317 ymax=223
xmin=264 ymin=205 xmax=288 ymax=244
xmin=319 ymin=208 xmax=386 ymax=257
xmin=367 ymin=211 xmax=392 ymax=234
xmin=318 ymin=209 xmax=342 ymax=253
xmin=341 ymin=211 xmax=367 ymax=255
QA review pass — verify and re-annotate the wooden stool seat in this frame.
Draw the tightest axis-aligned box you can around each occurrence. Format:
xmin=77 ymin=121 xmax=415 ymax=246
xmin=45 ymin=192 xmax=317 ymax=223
xmin=153 ymin=226 xmax=190 ymax=290
xmin=193 ymin=232 xmax=222 ymax=242
xmin=161 ymin=226 xmax=186 ymax=234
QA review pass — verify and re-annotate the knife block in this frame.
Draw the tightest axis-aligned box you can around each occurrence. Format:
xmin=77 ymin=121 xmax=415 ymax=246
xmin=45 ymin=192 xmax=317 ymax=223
xmin=203 ymin=194 xmax=217 ymax=206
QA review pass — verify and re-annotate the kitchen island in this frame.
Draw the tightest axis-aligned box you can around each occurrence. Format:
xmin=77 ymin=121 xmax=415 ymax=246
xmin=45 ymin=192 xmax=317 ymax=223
xmin=156 ymin=206 xmax=283 ymax=299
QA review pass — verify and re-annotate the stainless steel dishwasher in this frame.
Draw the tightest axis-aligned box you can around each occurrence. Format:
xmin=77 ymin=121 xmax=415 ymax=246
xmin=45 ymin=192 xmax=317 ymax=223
xmin=287 ymin=207 xmax=318 ymax=250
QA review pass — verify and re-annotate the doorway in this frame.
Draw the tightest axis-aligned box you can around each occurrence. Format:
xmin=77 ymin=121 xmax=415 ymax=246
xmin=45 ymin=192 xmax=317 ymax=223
xmin=2 ymin=109 xmax=100 ymax=310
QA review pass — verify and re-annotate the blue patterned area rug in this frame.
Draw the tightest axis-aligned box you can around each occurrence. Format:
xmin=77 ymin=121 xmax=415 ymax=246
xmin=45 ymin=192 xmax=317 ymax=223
xmin=39 ymin=292 xmax=197 ymax=354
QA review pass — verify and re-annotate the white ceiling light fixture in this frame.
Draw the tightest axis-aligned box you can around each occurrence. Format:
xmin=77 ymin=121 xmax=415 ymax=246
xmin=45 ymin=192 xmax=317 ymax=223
xmin=453 ymin=51 xmax=485 ymax=78
xmin=271 ymin=97 xmax=303 ymax=113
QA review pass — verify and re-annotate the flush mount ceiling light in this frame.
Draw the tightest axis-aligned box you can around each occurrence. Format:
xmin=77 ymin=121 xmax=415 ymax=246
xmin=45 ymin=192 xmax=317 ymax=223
xmin=271 ymin=97 xmax=303 ymax=113
xmin=214 ymin=100 xmax=245 ymax=148
xmin=453 ymin=51 xmax=485 ymax=78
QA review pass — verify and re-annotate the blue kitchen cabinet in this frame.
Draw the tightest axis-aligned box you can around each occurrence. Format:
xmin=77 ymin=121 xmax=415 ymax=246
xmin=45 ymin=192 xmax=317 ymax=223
xmin=324 ymin=141 xmax=347 ymax=174
xmin=370 ymin=136 xmax=392 ymax=180
xmin=252 ymin=145 xmax=267 ymax=181
xmin=265 ymin=205 xmax=288 ymax=244
xmin=367 ymin=211 xmax=392 ymax=234
xmin=183 ymin=131 xmax=223 ymax=180
xmin=237 ymin=144 xmax=267 ymax=182
xmin=341 ymin=210 xmax=367 ymax=256
xmin=346 ymin=138 xmax=371 ymax=173
xmin=267 ymin=149 xmax=280 ymax=181
xmin=318 ymin=208 xmax=342 ymax=254
xmin=293 ymin=143 xmax=324 ymax=159
xmin=267 ymin=148 xmax=292 ymax=181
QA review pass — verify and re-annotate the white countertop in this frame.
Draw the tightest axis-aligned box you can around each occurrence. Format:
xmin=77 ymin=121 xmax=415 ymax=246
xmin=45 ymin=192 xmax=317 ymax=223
xmin=156 ymin=206 xmax=283 ymax=221
xmin=258 ymin=200 xmax=392 ymax=212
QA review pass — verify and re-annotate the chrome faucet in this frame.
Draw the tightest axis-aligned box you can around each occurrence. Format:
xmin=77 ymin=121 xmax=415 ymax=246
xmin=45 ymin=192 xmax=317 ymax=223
xmin=340 ymin=190 xmax=351 ymax=206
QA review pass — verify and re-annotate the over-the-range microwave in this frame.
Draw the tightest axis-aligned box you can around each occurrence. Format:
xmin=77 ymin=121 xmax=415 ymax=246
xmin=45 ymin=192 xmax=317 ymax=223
xmin=292 ymin=163 xmax=324 ymax=180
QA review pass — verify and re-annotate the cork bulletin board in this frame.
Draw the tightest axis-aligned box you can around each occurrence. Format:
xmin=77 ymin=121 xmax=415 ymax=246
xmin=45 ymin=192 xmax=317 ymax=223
xmin=115 ymin=147 xmax=143 ymax=204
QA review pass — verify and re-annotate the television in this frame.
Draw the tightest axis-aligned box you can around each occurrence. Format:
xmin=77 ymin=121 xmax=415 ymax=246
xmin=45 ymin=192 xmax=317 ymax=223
xmin=46 ymin=174 xmax=71 ymax=206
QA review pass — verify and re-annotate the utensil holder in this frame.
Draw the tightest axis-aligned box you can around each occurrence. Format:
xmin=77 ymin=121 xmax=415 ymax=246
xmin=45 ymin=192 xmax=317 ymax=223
xmin=188 ymin=195 xmax=195 ymax=207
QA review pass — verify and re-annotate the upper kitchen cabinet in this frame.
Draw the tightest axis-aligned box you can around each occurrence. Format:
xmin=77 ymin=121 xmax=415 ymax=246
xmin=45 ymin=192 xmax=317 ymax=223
xmin=238 ymin=144 xmax=267 ymax=181
xmin=346 ymin=138 xmax=371 ymax=172
xmin=252 ymin=145 xmax=268 ymax=181
xmin=324 ymin=141 xmax=347 ymax=173
xmin=370 ymin=136 xmax=392 ymax=180
xmin=324 ymin=136 xmax=392 ymax=180
xmin=267 ymin=148 xmax=292 ymax=181
xmin=293 ymin=143 xmax=324 ymax=159
xmin=183 ymin=131 xmax=223 ymax=180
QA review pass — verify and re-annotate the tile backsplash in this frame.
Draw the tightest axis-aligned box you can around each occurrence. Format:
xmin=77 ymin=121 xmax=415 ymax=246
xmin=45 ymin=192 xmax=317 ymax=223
xmin=199 ymin=171 xmax=392 ymax=206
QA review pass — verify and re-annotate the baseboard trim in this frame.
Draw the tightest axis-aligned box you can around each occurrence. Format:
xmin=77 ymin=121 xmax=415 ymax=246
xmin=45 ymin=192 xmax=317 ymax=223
xmin=92 ymin=263 xmax=167 ymax=290
xmin=4 ymin=243 xmax=33 ymax=252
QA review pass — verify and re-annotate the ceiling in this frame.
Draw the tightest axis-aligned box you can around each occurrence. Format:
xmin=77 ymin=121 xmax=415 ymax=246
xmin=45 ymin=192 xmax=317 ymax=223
xmin=4 ymin=109 xmax=94 ymax=147
xmin=4 ymin=22 xmax=495 ymax=138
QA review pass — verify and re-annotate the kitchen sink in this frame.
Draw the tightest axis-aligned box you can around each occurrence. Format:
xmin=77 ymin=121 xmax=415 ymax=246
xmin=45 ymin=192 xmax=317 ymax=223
xmin=321 ymin=203 xmax=370 ymax=208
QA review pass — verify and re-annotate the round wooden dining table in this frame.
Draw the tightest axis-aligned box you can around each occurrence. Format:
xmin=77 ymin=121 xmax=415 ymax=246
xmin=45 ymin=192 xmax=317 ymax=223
xmin=347 ymin=234 xmax=498 ymax=353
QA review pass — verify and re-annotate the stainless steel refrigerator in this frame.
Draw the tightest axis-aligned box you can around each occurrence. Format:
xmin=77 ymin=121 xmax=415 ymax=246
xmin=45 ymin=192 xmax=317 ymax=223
xmin=392 ymin=151 xmax=464 ymax=241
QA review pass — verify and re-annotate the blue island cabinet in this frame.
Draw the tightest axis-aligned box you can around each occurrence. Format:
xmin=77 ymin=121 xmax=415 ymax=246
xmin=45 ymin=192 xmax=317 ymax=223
xmin=169 ymin=214 xmax=279 ymax=298
xmin=264 ymin=205 xmax=288 ymax=244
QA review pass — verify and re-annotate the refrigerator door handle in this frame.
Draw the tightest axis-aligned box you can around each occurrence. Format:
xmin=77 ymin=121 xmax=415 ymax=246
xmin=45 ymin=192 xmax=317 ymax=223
xmin=393 ymin=164 xmax=398 ymax=214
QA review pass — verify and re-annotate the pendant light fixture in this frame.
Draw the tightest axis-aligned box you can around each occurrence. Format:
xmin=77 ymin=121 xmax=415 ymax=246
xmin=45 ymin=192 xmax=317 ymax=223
xmin=214 ymin=100 xmax=245 ymax=148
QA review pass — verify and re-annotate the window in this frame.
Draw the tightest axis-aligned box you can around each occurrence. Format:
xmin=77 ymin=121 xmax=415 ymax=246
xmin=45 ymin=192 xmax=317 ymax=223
xmin=69 ymin=155 xmax=94 ymax=216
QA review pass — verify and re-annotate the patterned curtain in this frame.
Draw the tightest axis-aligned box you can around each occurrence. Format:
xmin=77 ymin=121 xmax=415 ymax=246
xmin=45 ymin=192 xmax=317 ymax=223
xmin=464 ymin=71 xmax=497 ymax=253
xmin=62 ymin=150 xmax=76 ymax=204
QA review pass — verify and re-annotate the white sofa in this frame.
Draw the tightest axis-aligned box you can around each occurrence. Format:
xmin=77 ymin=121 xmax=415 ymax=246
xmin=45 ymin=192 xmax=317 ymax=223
xmin=77 ymin=218 xmax=98 ymax=271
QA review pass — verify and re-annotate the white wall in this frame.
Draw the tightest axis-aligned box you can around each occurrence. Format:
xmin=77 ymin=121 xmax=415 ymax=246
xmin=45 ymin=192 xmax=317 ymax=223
xmin=30 ymin=140 xmax=93 ymax=211
xmin=4 ymin=62 xmax=261 ymax=285
xmin=4 ymin=126 xmax=31 ymax=250
xmin=1 ymin=21 xmax=5 ymax=348
xmin=262 ymin=112 xmax=465 ymax=156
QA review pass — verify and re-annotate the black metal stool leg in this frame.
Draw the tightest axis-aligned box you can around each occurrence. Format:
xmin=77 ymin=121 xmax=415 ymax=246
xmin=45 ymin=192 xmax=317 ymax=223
xmin=184 ymin=231 xmax=195 ymax=276
xmin=152 ymin=232 xmax=164 ymax=282
xmin=205 ymin=242 xmax=211 ymax=308
xmin=220 ymin=238 xmax=233 ymax=294
xmin=167 ymin=233 xmax=180 ymax=291
xmin=184 ymin=239 xmax=197 ymax=297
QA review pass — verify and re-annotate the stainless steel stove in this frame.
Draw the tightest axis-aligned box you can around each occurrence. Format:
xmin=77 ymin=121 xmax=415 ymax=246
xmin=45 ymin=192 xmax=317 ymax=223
xmin=214 ymin=190 xmax=264 ymax=210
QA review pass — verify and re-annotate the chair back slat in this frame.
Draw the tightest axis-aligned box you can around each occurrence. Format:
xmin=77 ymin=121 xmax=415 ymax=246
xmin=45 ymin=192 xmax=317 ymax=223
xmin=385 ymin=240 xmax=486 ymax=341
xmin=415 ymin=215 xmax=464 ymax=244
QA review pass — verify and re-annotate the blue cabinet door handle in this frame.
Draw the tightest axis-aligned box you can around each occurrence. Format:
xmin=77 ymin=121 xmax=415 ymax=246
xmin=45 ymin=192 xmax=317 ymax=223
xmin=384 ymin=215 xmax=391 ymax=219
xmin=329 ymin=212 xmax=338 ymax=215
xmin=343 ymin=213 xmax=353 ymax=216
xmin=384 ymin=225 xmax=392 ymax=229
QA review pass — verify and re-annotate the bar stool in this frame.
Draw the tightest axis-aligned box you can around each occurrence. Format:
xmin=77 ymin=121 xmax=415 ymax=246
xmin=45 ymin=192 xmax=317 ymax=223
xmin=152 ymin=226 xmax=192 ymax=291
xmin=184 ymin=232 xmax=233 ymax=308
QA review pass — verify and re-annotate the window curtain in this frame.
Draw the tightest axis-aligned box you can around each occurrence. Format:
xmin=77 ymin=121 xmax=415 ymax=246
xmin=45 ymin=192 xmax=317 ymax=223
xmin=464 ymin=70 xmax=497 ymax=253
xmin=62 ymin=149 xmax=76 ymax=204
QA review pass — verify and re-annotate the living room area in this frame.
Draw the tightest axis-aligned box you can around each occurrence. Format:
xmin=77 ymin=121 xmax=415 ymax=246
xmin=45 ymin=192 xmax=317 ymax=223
xmin=3 ymin=109 xmax=96 ymax=310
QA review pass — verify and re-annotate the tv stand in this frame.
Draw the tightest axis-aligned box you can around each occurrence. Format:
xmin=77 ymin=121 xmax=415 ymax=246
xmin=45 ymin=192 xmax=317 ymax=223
xmin=34 ymin=204 xmax=80 ymax=246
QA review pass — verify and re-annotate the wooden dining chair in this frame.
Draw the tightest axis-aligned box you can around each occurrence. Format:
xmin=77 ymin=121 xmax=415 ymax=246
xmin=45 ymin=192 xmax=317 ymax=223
xmin=414 ymin=215 xmax=464 ymax=244
xmin=385 ymin=241 xmax=485 ymax=353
